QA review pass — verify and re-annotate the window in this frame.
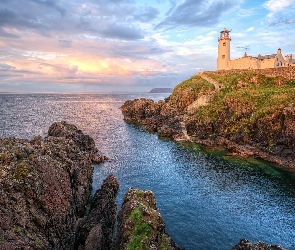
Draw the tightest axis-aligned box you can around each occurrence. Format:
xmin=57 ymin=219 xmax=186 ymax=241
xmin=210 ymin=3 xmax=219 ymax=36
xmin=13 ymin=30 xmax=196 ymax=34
xmin=222 ymin=55 xmax=225 ymax=59
xmin=223 ymin=42 xmax=226 ymax=46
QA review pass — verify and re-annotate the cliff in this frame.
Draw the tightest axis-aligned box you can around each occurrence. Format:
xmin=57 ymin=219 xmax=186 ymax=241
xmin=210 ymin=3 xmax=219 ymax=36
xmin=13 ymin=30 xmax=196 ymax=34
xmin=0 ymin=121 xmax=182 ymax=250
xmin=0 ymin=121 xmax=107 ymax=249
xmin=76 ymin=174 xmax=119 ymax=250
xmin=121 ymin=70 xmax=295 ymax=168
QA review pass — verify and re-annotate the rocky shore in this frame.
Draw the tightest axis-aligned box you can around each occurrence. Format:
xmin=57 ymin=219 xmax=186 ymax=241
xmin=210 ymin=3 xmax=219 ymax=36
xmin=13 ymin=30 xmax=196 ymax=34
xmin=121 ymin=71 xmax=295 ymax=169
xmin=0 ymin=121 xmax=181 ymax=250
xmin=0 ymin=121 xmax=287 ymax=249
xmin=0 ymin=121 xmax=107 ymax=249
xmin=232 ymin=239 xmax=286 ymax=250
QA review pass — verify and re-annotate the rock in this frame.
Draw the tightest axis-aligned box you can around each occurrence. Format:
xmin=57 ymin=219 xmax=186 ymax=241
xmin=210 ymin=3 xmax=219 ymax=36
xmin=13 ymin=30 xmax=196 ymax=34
xmin=232 ymin=239 xmax=286 ymax=250
xmin=0 ymin=121 xmax=106 ymax=249
xmin=48 ymin=121 xmax=103 ymax=163
xmin=113 ymin=188 xmax=182 ymax=250
xmin=0 ymin=121 xmax=180 ymax=250
xmin=75 ymin=174 xmax=119 ymax=250
xmin=120 ymin=98 xmax=183 ymax=139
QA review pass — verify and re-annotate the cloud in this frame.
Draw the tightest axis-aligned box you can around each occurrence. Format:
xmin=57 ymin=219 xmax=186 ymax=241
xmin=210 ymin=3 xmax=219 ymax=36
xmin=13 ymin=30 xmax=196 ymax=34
xmin=269 ymin=19 xmax=295 ymax=26
xmin=263 ymin=0 xmax=295 ymax=17
xmin=0 ymin=28 xmax=20 ymax=38
xmin=156 ymin=0 xmax=238 ymax=29
xmin=30 ymin=0 xmax=66 ymax=17
xmin=0 ymin=62 xmax=40 ymax=81
xmin=101 ymin=24 xmax=144 ymax=40
xmin=58 ymin=39 xmax=72 ymax=47
xmin=0 ymin=63 xmax=15 ymax=70
xmin=237 ymin=7 xmax=256 ymax=17
xmin=234 ymin=45 xmax=250 ymax=51
xmin=0 ymin=8 xmax=47 ymax=30
xmin=246 ymin=27 xmax=254 ymax=32
xmin=133 ymin=6 xmax=159 ymax=23
xmin=263 ymin=0 xmax=294 ymax=13
xmin=0 ymin=0 xmax=149 ymax=40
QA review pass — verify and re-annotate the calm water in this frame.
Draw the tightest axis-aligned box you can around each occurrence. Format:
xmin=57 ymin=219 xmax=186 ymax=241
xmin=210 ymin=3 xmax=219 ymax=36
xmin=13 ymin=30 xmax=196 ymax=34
xmin=1 ymin=93 xmax=295 ymax=250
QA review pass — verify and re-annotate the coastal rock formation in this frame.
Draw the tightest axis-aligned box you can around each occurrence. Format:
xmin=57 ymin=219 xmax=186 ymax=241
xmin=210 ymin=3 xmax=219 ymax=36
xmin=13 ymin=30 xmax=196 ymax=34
xmin=75 ymin=174 xmax=119 ymax=250
xmin=121 ymin=72 xmax=295 ymax=168
xmin=121 ymin=98 xmax=183 ymax=138
xmin=232 ymin=239 xmax=286 ymax=250
xmin=0 ymin=121 xmax=182 ymax=250
xmin=0 ymin=121 xmax=105 ymax=249
xmin=114 ymin=188 xmax=181 ymax=250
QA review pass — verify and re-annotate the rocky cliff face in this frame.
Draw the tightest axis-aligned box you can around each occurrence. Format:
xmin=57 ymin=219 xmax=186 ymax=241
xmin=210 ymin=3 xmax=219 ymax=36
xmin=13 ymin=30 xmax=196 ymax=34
xmin=0 ymin=121 xmax=105 ymax=249
xmin=0 ymin=121 xmax=183 ymax=250
xmin=1 ymin=120 xmax=287 ymax=249
xmin=75 ymin=174 xmax=119 ymax=250
xmin=121 ymin=98 xmax=184 ymax=138
xmin=121 ymin=73 xmax=295 ymax=168
xmin=114 ymin=188 xmax=182 ymax=250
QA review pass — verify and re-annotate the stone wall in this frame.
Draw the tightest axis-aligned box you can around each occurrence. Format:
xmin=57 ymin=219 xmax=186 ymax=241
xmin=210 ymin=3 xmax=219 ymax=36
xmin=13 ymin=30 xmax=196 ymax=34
xmin=205 ymin=66 xmax=295 ymax=80
xmin=260 ymin=58 xmax=275 ymax=69
xmin=228 ymin=57 xmax=259 ymax=70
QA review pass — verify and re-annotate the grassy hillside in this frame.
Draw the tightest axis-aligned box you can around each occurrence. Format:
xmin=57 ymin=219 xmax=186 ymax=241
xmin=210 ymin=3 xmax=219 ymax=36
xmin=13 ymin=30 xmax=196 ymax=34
xmin=168 ymin=75 xmax=215 ymax=110
xmin=178 ymin=72 xmax=295 ymax=127
xmin=121 ymin=70 xmax=295 ymax=166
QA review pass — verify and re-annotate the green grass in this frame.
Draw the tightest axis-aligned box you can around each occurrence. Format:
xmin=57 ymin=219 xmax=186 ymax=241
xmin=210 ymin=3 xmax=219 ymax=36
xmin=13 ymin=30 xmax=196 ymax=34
xmin=126 ymin=206 xmax=152 ymax=250
xmin=169 ymin=75 xmax=215 ymax=105
xmin=190 ymin=72 xmax=295 ymax=124
xmin=172 ymin=75 xmax=215 ymax=95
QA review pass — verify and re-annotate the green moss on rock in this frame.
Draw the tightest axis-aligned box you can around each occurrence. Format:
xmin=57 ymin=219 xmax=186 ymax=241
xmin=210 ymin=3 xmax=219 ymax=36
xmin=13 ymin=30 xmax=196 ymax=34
xmin=126 ymin=206 xmax=152 ymax=250
xmin=115 ymin=188 xmax=181 ymax=250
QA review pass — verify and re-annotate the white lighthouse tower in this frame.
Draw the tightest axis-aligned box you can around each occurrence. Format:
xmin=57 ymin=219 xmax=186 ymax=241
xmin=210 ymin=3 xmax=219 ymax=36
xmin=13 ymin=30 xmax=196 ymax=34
xmin=217 ymin=28 xmax=231 ymax=70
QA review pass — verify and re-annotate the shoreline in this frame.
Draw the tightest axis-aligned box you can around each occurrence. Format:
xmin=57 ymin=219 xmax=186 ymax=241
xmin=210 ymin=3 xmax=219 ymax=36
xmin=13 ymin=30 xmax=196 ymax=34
xmin=0 ymin=120 xmax=290 ymax=249
xmin=173 ymin=133 xmax=295 ymax=170
xmin=121 ymin=95 xmax=295 ymax=171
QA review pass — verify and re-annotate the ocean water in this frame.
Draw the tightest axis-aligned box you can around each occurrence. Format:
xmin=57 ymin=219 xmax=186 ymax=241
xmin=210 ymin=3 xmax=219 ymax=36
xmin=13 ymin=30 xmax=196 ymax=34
xmin=1 ymin=93 xmax=295 ymax=250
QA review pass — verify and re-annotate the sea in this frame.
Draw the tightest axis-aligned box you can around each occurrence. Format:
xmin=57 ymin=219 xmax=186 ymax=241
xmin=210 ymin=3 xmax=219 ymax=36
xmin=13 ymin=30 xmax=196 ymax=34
xmin=1 ymin=93 xmax=295 ymax=250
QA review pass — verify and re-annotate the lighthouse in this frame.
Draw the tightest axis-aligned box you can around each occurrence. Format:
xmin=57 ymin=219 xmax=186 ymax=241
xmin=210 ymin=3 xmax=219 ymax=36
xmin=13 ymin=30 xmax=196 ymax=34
xmin=217 ymin=28 xmax=231 ymax=70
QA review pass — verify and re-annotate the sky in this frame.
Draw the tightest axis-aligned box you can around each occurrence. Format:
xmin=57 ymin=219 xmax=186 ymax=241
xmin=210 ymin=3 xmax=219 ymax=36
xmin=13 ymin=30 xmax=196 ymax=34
xmin=0 ymin=0 xmax=295 ymax=93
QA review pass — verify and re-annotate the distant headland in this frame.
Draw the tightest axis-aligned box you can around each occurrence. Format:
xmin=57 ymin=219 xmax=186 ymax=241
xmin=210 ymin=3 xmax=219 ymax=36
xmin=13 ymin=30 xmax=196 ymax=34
xmin=149 ymin=88 xmax=173 ymax=93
